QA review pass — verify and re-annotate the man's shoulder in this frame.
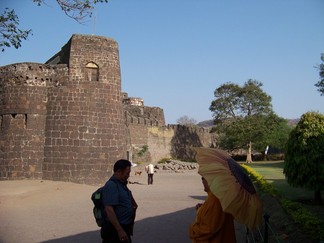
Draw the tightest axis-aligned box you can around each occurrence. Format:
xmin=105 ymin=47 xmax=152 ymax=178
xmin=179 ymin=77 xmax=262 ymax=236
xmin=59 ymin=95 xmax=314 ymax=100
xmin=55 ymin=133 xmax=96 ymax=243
xmin=104 ymin=178 xmax=117 ymax=187
xmin=102 ymin=179 xmax=119 ymax=197
xmin=105 ymin=177 xmax=127 ymax=189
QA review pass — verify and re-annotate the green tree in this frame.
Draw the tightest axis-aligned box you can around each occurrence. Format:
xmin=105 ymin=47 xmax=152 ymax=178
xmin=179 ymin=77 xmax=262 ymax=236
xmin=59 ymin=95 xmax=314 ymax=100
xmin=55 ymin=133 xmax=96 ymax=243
xmin=33 ymin=0 xmax=109 ymax=23
xmin=264 ymin=115 xmax=292 ymax=152
xmin=210 ymin=79 xmax=274 ymax=162
xmin=217 ymin=113 xmax=290 ymax=159
xmin=284 ymin=112 xmax=324 ymax=204
xmin=0 ymin=8 xmax=32 ymax=52
xmin=315 ymin=53 xmax=324 ymax=96
xmin=0 ymin=0 xmax=108 ymax=52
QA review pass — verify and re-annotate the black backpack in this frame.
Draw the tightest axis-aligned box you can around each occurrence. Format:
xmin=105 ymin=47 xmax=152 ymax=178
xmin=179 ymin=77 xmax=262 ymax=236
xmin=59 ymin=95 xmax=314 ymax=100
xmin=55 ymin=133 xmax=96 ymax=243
xmin=91 ymin=186 xmax=105 ymax=227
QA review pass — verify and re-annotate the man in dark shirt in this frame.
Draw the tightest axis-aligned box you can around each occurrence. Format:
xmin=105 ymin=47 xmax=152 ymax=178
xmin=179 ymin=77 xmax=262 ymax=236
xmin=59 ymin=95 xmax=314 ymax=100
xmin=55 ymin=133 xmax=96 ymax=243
xmin=101 ymin=159 xmax=138 ymax=243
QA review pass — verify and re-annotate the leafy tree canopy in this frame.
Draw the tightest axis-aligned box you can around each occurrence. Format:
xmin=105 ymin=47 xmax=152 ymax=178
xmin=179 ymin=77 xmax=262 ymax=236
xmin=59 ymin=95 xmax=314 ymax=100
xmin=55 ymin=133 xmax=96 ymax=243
xmin=315 ymin=53 xmax=324 ymax=96
xmin=0 ymin=8 xmax=32 ymax=52
xmin=284 ymin=112 xmax=324 ymax=204
xmin=1 ymin=0 xmax=109 ymax=52
xmin=210 ymin=79 xmax=290 ymax=161
xmin=217 ymin=113 xmax=290 ymax=152
xmin=264 ymin=115 xmax=292 ymax=151
xmin=210 ymin=79 xmax=272 ymax=123
xmin=33 ymin=0 xmax=109 ymax=23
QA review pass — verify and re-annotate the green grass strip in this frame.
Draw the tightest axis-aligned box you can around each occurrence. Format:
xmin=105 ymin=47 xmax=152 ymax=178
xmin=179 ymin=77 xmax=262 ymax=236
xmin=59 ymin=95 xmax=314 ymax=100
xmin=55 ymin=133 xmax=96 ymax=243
xmin=241 ymin=164 xmax=324 ymax=241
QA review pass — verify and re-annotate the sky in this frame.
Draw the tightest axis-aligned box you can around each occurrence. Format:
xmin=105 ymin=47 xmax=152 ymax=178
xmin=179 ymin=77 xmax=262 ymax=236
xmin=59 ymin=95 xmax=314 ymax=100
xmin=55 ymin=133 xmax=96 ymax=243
xmin=1 ymin=0 xmax=324 ymax=124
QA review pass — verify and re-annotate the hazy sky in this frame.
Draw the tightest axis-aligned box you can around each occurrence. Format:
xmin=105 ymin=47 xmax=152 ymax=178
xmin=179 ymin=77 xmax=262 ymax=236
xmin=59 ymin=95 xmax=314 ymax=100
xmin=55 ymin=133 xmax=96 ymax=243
xmin=1 ymin=0 xmax=324 ymax=124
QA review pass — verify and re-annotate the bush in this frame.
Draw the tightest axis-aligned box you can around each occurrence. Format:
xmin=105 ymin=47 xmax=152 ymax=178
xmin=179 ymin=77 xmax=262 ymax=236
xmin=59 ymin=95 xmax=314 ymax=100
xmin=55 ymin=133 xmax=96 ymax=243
xmin=281 ymin=199 xmax=324 ymax=240
xmin=242 ymin=164 xmax=324 ymax=241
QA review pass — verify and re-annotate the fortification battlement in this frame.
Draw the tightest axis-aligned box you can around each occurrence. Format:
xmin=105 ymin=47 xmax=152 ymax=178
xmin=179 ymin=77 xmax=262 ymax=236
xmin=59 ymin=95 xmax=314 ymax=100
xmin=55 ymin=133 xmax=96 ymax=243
xmin=46 ymin=34 xmax=119 ymax=65
xmin=0 ymin=34 xmax=126 ymax=184
xmin=46 ymin=34 xmax=121 ymax=85
xmin=125 ymin=115 xmax=160 ymax=126
xmin=0 ymin=63 xmax=68 ymax=87
xmin=125 ymin=112 xmax=210 ymax=135
xmin=122 ymin=92 xmax=144 ymax=106
xmin=124 ymin=104 xmax=165 ymax=127
xmin=166 ymin=124 xmax=210 ymax=133
xmin=0 ymin=34 xmax=213 ymax=184
xmin=123 ymin=97 xmax=144 ymax=106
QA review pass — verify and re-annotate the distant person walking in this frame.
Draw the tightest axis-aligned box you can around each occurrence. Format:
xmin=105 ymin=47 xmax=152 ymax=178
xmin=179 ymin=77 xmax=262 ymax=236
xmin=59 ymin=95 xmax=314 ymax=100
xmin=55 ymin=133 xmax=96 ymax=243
xmin=101 ymin=159 xmax=138 ymax=243
xmin=145 ymin=163 xmax=154 ymax=185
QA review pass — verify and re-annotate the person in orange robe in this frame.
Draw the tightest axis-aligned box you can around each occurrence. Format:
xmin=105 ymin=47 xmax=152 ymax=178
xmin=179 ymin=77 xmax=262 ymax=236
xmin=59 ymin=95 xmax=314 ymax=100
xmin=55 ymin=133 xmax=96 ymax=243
xmin=189 ymin=177 xmax=237 ymax=243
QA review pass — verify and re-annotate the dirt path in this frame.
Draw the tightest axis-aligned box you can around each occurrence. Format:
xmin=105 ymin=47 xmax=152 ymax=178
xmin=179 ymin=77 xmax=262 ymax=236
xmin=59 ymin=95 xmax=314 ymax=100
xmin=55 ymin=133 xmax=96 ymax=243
xmin=0 ymin=172 xmax=246 ymax=243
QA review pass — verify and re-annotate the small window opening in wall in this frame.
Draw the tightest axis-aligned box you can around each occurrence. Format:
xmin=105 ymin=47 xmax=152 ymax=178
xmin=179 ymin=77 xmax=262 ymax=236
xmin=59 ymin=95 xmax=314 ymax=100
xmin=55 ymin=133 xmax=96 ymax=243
xmin=85 ymin=62 xmax=99 ymax=81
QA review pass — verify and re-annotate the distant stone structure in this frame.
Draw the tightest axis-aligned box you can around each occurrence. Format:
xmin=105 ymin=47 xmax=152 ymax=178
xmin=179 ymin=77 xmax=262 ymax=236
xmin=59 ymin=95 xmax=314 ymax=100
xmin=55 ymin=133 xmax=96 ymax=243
xmin=0 ymin=34 xmax=212 ymax=184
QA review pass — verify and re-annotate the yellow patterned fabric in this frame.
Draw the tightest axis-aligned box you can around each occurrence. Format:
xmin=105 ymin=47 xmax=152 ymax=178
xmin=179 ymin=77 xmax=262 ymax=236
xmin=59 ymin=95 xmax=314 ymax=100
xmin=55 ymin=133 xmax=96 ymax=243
xmin=194 ymin=147 xmax=263 ymax=230
xmin=189 ymin=192 xmax=236 ymax=243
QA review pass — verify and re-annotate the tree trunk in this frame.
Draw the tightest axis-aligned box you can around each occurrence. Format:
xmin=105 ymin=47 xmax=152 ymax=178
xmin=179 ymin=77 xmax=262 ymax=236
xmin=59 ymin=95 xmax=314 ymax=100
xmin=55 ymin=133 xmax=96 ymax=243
xmin=315 ymin=189 xmax=323 ymax=205
xmin=246 ymin=141 xmax=253 ymax=163
xmin=264 ymin=145 xmax=269 ymax=161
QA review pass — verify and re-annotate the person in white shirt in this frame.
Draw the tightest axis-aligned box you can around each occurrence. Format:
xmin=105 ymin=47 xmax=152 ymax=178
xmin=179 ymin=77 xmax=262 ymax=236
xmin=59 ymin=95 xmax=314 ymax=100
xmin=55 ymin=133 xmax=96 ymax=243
xmin=145 ymin=163 xmax=154 ymax=185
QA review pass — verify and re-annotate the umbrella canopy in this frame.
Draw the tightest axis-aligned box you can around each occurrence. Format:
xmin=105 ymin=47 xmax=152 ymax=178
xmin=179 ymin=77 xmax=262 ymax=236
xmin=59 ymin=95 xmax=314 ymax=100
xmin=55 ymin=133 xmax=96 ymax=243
xmin=194 ymin=147 xmax=263 ymax=230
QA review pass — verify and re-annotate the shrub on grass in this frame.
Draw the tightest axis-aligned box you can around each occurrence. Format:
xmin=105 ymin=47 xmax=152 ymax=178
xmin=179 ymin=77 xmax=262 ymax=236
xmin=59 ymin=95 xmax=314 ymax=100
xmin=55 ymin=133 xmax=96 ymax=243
xmin=241 ymin=164 xmax=277 ymax=196
xmin=281 ymin=199 xmax=324 ymax=240
xmin=242 ymin=164 xmax=324 ymax=241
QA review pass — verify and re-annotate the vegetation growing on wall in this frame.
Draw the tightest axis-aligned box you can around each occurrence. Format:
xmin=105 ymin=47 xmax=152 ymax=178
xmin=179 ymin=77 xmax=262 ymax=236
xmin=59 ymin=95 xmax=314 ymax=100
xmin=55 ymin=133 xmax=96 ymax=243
xmin=137 ymin=145 xmax=148 ymax=157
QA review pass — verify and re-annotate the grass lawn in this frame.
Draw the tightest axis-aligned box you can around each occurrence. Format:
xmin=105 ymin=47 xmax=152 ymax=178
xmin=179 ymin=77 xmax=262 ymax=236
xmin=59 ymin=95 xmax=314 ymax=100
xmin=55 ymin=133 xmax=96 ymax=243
xmin=247 ymin=160 xmax=324 ymax=223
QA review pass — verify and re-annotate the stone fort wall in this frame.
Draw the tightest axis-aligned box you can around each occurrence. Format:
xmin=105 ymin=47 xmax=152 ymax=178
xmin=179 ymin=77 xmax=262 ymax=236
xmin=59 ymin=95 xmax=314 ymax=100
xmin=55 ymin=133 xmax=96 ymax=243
xmin=128 ymin=123 xmax=213 ymax=164
xmin=0 ymin=35 xmax=127 ymax=184
xmin=0 ymin=34 xmax=212 ymax=185
xmin=123 ymin=94 xmax=213 ymax=164
xmin=0 ymin=63 xmax=68 ymax=180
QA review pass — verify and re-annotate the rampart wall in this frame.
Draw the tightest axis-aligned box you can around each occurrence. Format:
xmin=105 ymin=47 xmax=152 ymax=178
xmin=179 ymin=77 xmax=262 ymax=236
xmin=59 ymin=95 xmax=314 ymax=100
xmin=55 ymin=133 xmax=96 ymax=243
xmin=128 ymin=122 xmax=212 ymax=163
xmin=0 ymin=63 xmax=68 ymax=179
xmin=42 ymin=35 xmax=127 ymax=184
xmin=0 ymin=35 xmax=127 ymax=184
xmin=124 ymin=105 xmax=165 ymax=127
xmin=0 ymin=34 xmax=213 ymax=185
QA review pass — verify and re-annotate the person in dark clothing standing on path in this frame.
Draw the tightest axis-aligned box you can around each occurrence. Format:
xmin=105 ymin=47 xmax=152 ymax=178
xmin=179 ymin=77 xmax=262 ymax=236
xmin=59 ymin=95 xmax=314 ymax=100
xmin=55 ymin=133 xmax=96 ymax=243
xmin=101 ymin=159 xmax=138 ymax=243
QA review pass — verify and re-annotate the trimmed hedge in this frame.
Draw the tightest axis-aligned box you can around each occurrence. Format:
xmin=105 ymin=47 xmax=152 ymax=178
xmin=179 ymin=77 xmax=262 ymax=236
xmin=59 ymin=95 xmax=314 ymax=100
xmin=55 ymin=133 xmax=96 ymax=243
xmin=241 ymin=164 xmax=324 ymax=241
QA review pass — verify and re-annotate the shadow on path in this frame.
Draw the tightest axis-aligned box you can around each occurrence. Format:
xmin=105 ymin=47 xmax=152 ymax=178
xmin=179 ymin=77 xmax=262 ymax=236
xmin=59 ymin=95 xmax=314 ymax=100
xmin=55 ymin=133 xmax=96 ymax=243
xmin=41 ymin=208 xmax=195 ymax=243
xmin=40 ymin=231 xmax=100 ymax=243
xmin=41 ymin=206 xmax=245 ymax=243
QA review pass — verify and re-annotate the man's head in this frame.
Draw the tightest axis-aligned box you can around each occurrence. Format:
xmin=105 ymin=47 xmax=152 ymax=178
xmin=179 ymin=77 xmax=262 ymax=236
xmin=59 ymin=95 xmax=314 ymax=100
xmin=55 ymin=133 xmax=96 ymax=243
xmin=113 ymin=159 xmax=132 ymax=182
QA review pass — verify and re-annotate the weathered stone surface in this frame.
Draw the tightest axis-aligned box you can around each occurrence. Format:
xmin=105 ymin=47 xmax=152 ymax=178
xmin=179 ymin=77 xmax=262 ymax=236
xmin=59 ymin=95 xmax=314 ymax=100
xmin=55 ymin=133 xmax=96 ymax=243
xmin=154 ymin=160 xmax=199 ymax=173
xmin=0 ymin=35 xmax=126 ymax=184
xmin=0 ymin=34 xmax=213 ymax=185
